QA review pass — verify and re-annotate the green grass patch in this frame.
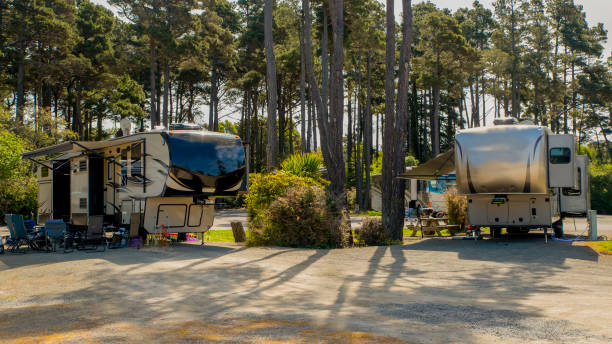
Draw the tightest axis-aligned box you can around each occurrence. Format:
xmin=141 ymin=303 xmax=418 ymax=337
xmin=204 ymin=229 xmax=252 ymax=243
xmin=361 ymin=210 xmax=382 ymax=216
xmin=588 ymin=241 xmax=612 ymax=255
xmin=402 ymin=228 xmax=455 ymax=237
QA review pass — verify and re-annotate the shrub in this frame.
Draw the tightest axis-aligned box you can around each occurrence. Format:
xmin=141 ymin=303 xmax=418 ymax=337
xmin=248 ymin=185 xmax=349 ymax=248
xmin=591 ymin=164 xmax=612 ymax=214
xmin=280 ymin=152 xmax=325 ymax=182
xmin=223 ymin=194 xmax=246 ymax=208
xmin=445 ymin=188 xmax=467 ymax=228
xmin=245 ymin=171 xmax=322 ymax=225
xmin=0 ymin=175 xmax=38 ymax=222
xmin=357 ymin=217 xmax=387 ymax=246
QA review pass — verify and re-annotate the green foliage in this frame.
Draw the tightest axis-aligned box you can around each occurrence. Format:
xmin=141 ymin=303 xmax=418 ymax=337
xmin=0 ymin=128 xmax=37 ymax=222
xmin=590 ymin=164 xmax=612 ymax=214
xmin=245 ymin=171 xmax=321 ymax=220
xmin=371 ymin=154 xmax=418 ymax=174
xmin=223 ymin=194 xmax=246 ymax=208
xmin=445 ymin=188 xmax=467 ymax=228
xmin=248 ymin=185 xmax=349 ymax=248
xmin=280 ymin=152 xmax=325 ymax=181
xmin=0 ymin=175 xmax=38 ymax=222
xmin=579 ymin=145 xmax=597 ymax=161
xmin=0 ymin=130 xmax=28 ymax=180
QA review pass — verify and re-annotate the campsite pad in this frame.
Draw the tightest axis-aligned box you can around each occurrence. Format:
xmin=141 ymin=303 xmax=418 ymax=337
xmin=2 ymin=238 xmax=612 ymax=343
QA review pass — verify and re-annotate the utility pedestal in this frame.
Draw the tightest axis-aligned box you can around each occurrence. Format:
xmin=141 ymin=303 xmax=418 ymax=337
xmin=588 ymin=210 xmax=598 ymax=241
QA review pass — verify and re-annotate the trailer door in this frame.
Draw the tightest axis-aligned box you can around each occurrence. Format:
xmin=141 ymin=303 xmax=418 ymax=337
xmin=548 ymin=134 xmax=575 ymax=188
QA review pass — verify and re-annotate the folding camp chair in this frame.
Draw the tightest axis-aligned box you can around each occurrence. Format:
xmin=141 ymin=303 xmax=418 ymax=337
xmin=44 ymin=220 xmax=67 ymax=252
xmin=79 ymin=215 xmax=106 ymax=252
xmin=4 ymin=214 xmax=32 ymax=253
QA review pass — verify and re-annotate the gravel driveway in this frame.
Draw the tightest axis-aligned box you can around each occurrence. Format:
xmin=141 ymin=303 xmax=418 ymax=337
xmin=1 ymin=236 xmax=611 ymax=343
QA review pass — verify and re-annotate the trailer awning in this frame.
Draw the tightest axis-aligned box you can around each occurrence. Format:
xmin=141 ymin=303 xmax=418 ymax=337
xmin=399 ymin=149 xmax=455 ymax=180
xmin=21 ymin=141 xmax=113 ymax=160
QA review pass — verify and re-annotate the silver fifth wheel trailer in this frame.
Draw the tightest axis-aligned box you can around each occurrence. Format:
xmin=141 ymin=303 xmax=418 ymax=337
xmin=401 ymin=121 xmax=589 ymax=237
xmin=22 ymin=126 xmax=247 ymax=234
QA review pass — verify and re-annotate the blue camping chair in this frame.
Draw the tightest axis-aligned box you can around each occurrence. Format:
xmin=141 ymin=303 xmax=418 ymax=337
xmin=44 ymin=220 xmax=67 ymax=252
xmin=4 ymin=214 xmax=32 ymax=253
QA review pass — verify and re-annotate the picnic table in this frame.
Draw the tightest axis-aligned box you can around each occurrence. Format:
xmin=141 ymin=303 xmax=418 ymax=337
xmin=405 ymin=217 xmax=461 ymax=238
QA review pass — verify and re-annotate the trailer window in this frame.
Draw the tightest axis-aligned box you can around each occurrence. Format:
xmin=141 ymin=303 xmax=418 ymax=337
xmin=188 ymin=204 xmax=203 ymax=227
xmin=107 ymin=161 xmax=113 ymax=180
xmin=157 ymin=204 xmax=186 ymax=228
xmin=550 ymin=147 xmax=571 ymax=164
xmin=41 ymin=166 xmax=49 ymax=178
xmin=121 ymin=148 xmax=128 ymax=186
xmin=131 ymin=143 xmax=142 ymax=177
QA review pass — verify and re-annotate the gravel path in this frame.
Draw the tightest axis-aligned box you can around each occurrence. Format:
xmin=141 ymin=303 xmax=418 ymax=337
xmin=1 ymin=236 xmax=612 ymax=343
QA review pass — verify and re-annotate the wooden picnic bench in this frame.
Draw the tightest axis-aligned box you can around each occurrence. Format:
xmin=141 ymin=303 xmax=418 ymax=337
xmin=405 ymin=217 xmax=461 ymax=238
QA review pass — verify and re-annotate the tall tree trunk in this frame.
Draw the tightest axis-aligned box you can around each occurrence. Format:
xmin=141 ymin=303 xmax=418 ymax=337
xmin=482 ymin=79 xmax=486 ymax=125
xmin=328 ymin=0 xmax=346 ymax=202
xmin=265 ymin=0 xmax=279 ymax=171
xmin=474 ymin=75 xmax=480 ymax=126
xmin=299 ymin=19 xmax=307 ymax=152
xmin=375 ymin=113 xmax=379 ymax=157
xmin=303 ymin=0 xmax=344 ymax=202
xmin=431 ymin=55 xmax=441 ymax=155
xmin=510 ymin=3 xmax=519 ymax=119
xmin=169 ymin=81 xmax=173 ymax=125
xmin=355 ymin=94 xmax=362 ymax=211
xmin=361 ymin=54 xmax=373 ymax=210
xmin=347 ymin=94 xmax=353 ymax=185
xmin=307 ymin=85 xmax=312 ymax=152
xmin=97 ymin=111 xmax=103 ymax=140
xmin=321 ymin=10 xmax=329 ymax=116
xmin=15 ymin=6 xmax=26 ymax=124
xmin=163 ymin=61 xmax=170 ymax=128
xmin=382 ymin=0 xmax=396 ymax=238
xmin=310 ymin=90 xmax=317 ymax=151
xmin=563 ymin=46 xmax=568 ymax=134
xmin=391 ymin=0 xmax=413 ymax=240
xmin=214 ymin=94 xmax=219 ymax=131
xmin=175 ymin=81 xmax=181 ymax=122
xmin=209 ymin=68 xmax=215 ymax=129
xmin=149 ymin=40 xmax=157 ymax=129
xmin=278 ymin=78 xmax=285 ymax=157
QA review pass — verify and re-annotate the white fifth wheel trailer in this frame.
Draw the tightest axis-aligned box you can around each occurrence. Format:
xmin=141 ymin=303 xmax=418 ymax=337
xmin=23 ymin=126 xmax=248 ymax=234
xmin=401 ymin=121 xmax=589 ymax=238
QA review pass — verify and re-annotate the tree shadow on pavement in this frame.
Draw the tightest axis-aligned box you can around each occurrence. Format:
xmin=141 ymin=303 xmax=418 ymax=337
xmin=1 ymin=240 xmax=610 ymax=343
